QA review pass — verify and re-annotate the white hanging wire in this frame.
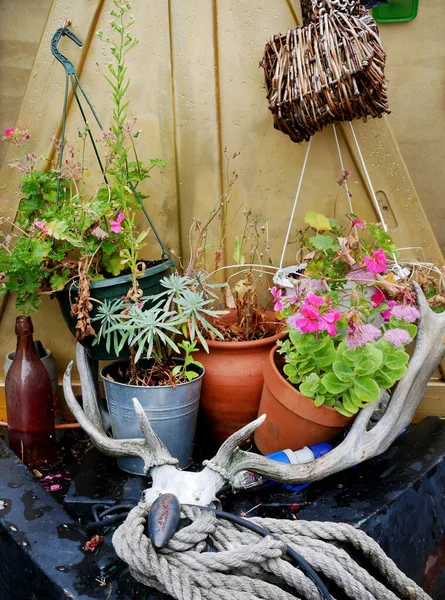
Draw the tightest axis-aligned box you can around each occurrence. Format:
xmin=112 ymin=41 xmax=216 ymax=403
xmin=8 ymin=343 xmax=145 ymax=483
xmin=348 ymin=121 xmax=405 ymax=278
xmin=332 ymin=124 xmax=354 ymax=214
xmin=279 ymin=137 xmax=313 ymax=269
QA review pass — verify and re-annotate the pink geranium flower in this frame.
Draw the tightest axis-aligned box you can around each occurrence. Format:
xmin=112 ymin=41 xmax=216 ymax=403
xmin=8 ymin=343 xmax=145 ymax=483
xmin=3 ymin=128 xmax=15 ymax=139
xmin=381 ymin=300 xmax=396 ymax=321
xmin=319 ymin=309 xmax=342 ymax=336
xmin=371 ymin=288 xmax=386 ymax=308
xmin=110 ymin=212 xmax=125 ymax=233
xmin=270 ymin=286 xmax=284 ymax=311
xmin=363 ymin=248 xmax=387 ymax=274
xmin=289 ymin=293 xmax=342 ymax=337
xmin=305 ymin=292 xmax=324 ymax=308
xmin=33 ymin=219 xmax=49 ymax=235
xmin=347 ymin=214 xmax=365 ymax=229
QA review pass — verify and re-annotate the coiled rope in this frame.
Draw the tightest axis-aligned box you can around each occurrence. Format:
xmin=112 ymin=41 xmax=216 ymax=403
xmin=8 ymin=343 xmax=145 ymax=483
xmin=113 ymin=502 xmax=431 ymax=600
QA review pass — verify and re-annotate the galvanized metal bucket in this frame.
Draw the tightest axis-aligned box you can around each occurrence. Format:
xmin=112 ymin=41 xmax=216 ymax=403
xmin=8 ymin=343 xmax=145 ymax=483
xmin=101 ymin=359 xmax=204 ymax=474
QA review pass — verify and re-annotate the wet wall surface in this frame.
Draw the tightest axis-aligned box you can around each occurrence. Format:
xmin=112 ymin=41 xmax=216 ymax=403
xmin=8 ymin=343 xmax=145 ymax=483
xmin=0 ymin=417 xmax=445 ymax=599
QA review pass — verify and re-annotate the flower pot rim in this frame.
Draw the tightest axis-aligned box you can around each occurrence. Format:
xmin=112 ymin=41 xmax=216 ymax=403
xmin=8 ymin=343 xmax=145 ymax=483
xmin=265 ymin=345 xmax=354 ymax=426
xmin=100 ymin=357 xmax=205 ymax=390
xmin=66 ymin=257 xmax=174 ymax=292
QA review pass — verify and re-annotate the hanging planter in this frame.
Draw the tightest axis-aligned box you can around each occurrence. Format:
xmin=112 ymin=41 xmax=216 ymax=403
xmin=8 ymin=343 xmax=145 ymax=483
xmin=261 ymin=0 xmax=390 ymax=143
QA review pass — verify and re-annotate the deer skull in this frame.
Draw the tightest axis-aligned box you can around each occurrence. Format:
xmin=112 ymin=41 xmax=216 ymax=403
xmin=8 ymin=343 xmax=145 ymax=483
xmin=63 ymin=283 xmax=445 ymax=506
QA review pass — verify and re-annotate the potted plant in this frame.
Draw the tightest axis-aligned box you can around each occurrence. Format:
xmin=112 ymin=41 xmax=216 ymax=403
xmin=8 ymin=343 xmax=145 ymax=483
xmin=0 ymin=0 xmax=173 ymax=361
xmin=183 ymin=161 xmax=284 ymax=443
xmin=255 ymin=211 xmax=445 ymax=454
xmin=93 ymin=271 xmax=226 ymax=474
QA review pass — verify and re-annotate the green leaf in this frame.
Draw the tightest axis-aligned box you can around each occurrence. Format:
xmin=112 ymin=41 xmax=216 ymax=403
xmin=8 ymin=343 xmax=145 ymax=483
xmin=341 ymin=392 xmax=360 ymax=414
xmin=233 ymin=236 xmax=244 ymax=265
xmin=368 ymin=224 xmax=397 ymax=253
xmin=381 ymin=365 xmax=408 ymax=380
xmin=374 ymin=370 xmax=396 ymax=388
xmin=185 ymin=371 xmax=198 ymax=381
xmin=335 ymin=401 xmax=355 ymax=418
xmin=354 ymin=359 xmax=379 ymax=377
xmin=304 ymin=211 xmax=332 ymax=231
xmin=314 ymin=395 xmax=325 ymax=407
xmin=313 ymin=347 xmax=336 ymax=369
xmin=332 ymin=360 xmax=354 ymax=382
xmin=322 ymin=373 xmax=349 ymax=394
xmin=150 ymin=158 xmax=167 ymax=168
xmin=283 ymin=364 xmax=297 ymax=378
xmin=353 ymin=377 xmax=381 ymax=403
xmin=384 ymin=351 xmax=410 ymax=370
xmin=103 ymin=254 xmax=125 ymax=276
xmin=309 ymin=234 xmax=340 ymax=253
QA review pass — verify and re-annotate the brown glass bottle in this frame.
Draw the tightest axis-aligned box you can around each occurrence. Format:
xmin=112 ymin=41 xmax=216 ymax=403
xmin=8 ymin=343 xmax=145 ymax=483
xmin=5 ymin=316 xmax=56 ymax=468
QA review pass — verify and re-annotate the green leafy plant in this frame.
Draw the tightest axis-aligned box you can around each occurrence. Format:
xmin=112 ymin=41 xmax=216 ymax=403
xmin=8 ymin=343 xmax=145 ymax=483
xmin=0 ymin=0 xmax=166 ymax=330
xmin=93 ymin=273 xmax=226 ymax=386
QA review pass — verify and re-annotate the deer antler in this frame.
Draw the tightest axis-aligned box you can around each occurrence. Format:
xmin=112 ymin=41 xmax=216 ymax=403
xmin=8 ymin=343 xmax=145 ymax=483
xmin=225 ymin=283 xmax=445 ymax=487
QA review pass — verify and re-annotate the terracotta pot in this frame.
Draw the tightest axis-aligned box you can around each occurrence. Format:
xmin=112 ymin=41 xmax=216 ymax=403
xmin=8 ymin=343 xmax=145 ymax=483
xmin=254 ymin=346 xmax=354 ymax=454
xmin=196 ymin=312 xmax=284 ymax=443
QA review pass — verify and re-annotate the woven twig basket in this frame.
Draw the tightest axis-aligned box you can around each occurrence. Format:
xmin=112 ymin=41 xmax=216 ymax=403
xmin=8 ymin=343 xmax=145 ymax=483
xmin=261 ymin=0 xmax=390 ymax=143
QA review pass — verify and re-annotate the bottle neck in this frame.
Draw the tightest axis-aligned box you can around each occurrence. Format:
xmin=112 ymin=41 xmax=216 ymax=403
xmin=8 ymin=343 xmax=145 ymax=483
xmin=15 ymin=317 xmax=37 ymax=358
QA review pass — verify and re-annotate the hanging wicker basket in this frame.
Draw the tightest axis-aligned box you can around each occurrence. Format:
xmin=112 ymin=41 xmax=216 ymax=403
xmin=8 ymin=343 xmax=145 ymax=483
xmin=261 ymin=0 xmax=390 ymax=143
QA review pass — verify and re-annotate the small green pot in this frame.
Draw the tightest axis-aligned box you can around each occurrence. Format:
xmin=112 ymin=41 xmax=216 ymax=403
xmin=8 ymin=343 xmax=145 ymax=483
xmin=56 ymin=257 xmax=174 ymax=360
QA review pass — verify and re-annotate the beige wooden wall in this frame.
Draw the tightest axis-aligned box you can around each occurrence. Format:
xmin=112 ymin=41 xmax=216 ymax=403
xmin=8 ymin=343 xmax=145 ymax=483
xmin=0 ymin=0 xmax=444 ymax=420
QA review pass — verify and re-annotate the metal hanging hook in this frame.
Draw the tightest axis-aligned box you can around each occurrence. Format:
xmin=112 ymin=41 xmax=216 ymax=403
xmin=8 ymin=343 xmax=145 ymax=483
xmin=51 ymin=26 xmax=83 ymax=76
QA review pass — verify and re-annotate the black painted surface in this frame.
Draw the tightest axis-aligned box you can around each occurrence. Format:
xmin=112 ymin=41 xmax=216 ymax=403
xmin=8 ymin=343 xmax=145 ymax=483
xmin=1 ymin=418 xmax=445 ymax=598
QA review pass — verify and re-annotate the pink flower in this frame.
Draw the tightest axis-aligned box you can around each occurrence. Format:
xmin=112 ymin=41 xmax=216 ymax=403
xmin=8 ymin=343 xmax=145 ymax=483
xmin=110 ymin=212 xmax=125 ymax=234
xmin=290 ymin=294 xmax=342 ymax=337
xmin=383 ymin=328 xmax=412 ymax=347
xmin=270 ymin=286 xmax=283 ymax=311
xmin=347 ymin=214 xmax=365 ymax=229
xmin=381 ymin=300 xmax=396 ymax=321
xmin=318 ymin=310 xmax=342 ymax=336
xmin=294 ymin=303 xmax=321 ymax=333
xmin=2 ymin=128 xmax=30 ymax=144
xmin=363 ymin=248 xmax=387 ymax=274
xmin=346 ymin=323 xmax=381 ymax=349
xmin=390 ymin=304 xmax=420 ymax=323
xmin=33 ymin=219 xmax=49 ymax=235
xmin=305 ymin=292 xmax=324 ymax=308
xmin=371 ymin=288 xmax=386 ymax=308
xmin=3 ymin=128 xmax=14 ymax=139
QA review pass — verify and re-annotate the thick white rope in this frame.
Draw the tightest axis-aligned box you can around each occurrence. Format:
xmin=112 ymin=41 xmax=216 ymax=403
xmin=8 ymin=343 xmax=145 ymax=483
xmin=279 ymin=138 xmax=313 ymax=269
xmin=113 ymin=502 xmax=432 ymax=600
